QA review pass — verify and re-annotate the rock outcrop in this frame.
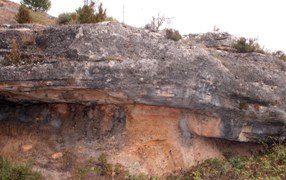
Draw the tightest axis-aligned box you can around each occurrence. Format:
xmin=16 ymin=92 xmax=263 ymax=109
xmin=0 ymin=22 xmax=285 ymax=176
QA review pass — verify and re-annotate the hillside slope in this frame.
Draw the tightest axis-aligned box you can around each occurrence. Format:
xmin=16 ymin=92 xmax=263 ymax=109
xmin=0 ymin=0 xmax=18 ymax=24
xmin=0 ymin=0 xmax=56 ymax=25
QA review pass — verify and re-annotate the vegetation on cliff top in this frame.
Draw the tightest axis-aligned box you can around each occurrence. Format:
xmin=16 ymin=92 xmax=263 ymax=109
xmin=273 ymin=50 xmax=286 ymax=61
xmin=232 ymin=37 xmax=265 ymax=54
xmin=57 ymin=2 xmax=117 ymax=25
xmin=15 ymin=5 xmax=32 ymax=23
xmin=10 ymin=0 xmax=53 ymax=24
xmin=21 ymin=0 xmax=51 ymax=12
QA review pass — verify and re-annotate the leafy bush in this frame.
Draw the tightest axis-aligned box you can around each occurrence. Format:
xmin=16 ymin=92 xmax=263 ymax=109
xmin=60 ymin=2 xmax=111 ymax=25
xmin=57 ymin=13 xmax=72 ymax=25
xmin=97 ymin=153 xmax=113 ymax=176
xmin=76 ymin=4 xmax=95 ymax=24
xmin=94 ymin=3 xmax=107 ymax=23
xmin=57 ymin=12 xmax=79 ymax=25
xmin=76 ymin=2 xmax=107 ymax=24
xmin=0 ymin=156 xmax=41 ymax=179
xmin=273 ymin=50 xmax=286 ymax=61
xmin=165 ymin=29 xmax=182 ymax=41
xmin=21 ymin=0 xmax=51 ymax=12
xmin=232 ymin=37 xmax=264 ymax=53
xmin=15 ymin=5 xmax=32 ymax=24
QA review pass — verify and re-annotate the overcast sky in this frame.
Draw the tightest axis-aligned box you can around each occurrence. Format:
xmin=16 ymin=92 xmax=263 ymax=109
xmin=11 ymin=0 xmax=285 ymax=51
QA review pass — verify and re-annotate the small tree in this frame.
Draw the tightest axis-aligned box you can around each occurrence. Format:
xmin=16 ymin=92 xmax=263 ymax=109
xmin=76 ymin=2 xmax=96 ymax=24
xmin=15 ymin=5 xmax=32 ymax=24
xmin=94 ymin=3 xmax=107 ymax=23
xmin=21 ymin=0 xmax=51 ymax=12
xmin=76 ymin=2 xmax=107 ymax=24
xmin=145 ymin=14 xmax=170 ymax=32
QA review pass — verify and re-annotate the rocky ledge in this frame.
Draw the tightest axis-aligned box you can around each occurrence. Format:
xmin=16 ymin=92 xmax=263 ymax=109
xmin=0 ymin=22 xmax=285 ymax=176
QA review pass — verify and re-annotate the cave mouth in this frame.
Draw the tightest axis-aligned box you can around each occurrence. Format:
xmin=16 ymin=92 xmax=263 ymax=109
xmin=0 ymin=101 xmax=263 ymax=177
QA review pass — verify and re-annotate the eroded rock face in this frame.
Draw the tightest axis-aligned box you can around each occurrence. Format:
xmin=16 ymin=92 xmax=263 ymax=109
xmin=0 ymin=23 xmax=286 ymax=176
xmin=0 ymin=102 xmax=262 ymax=176
xmin=187 ymin=32 xmax=236 ymax=51
xmin=1 ymin=23 xmax=285 ymax=143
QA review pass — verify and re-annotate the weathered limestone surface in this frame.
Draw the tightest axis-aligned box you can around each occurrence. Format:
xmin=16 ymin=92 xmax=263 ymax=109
xmin=0 ymin=22 xmax=286 ymax=143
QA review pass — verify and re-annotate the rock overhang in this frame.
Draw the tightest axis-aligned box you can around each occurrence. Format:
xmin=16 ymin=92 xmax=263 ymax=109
xmin=0 ymin=22 xmax=286 ymax=143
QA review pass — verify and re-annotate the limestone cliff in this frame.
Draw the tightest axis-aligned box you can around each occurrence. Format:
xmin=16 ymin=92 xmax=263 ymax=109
xmin=0 ymin=23 xmax=285 ymax=176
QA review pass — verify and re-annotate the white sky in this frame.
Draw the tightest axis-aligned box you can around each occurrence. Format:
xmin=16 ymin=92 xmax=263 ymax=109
xmin=11 ymin=0 xmax=286 ymax=51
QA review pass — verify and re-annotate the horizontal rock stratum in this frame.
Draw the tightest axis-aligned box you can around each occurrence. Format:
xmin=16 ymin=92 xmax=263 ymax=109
xmin=0 ymin=22 xmax=285 ymax=176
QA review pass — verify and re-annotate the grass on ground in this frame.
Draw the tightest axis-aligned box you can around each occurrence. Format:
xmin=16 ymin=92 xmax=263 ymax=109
xmin=29 ymin=10 xmax=56 ymax=25
xmin=0 ymin=156 xmax=41 ymax=180
xmin=176 ymin=144 xmax=286 ymax=180
xmin=2 ymin=144 xmax=286 ymax=179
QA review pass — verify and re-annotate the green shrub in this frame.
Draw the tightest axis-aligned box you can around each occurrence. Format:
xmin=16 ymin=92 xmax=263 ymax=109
xmin=273 ymin=50 xmax=286 ymax=61
xmin=94 ymin=3 xmax=107 ymax=23
xmin=57 ymin=13 xmax=72 ymax=25
xmin=76 ymin=153 xmax=115 ymax=178
xmin=165 ymin=29 xmax=182 ymax=41
xmin=15 ymin=5 xmax=32 ymax=24
xmin=232 ymin=37 xmax=264 ymax=53
xmin=228 ymin=156 xmax=248 ymax=169
xmin=76 ymin=4 xmax=95 ymax=24
xmin=76 ymin=2 xmax=107 ymax=24
xmin=114 ymin=163 xmax=124 ymax=175
xmin=0 ymin=156 xmax=41 ymax=179
xmin=97 ymin=153 xmax=113 ymax=176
